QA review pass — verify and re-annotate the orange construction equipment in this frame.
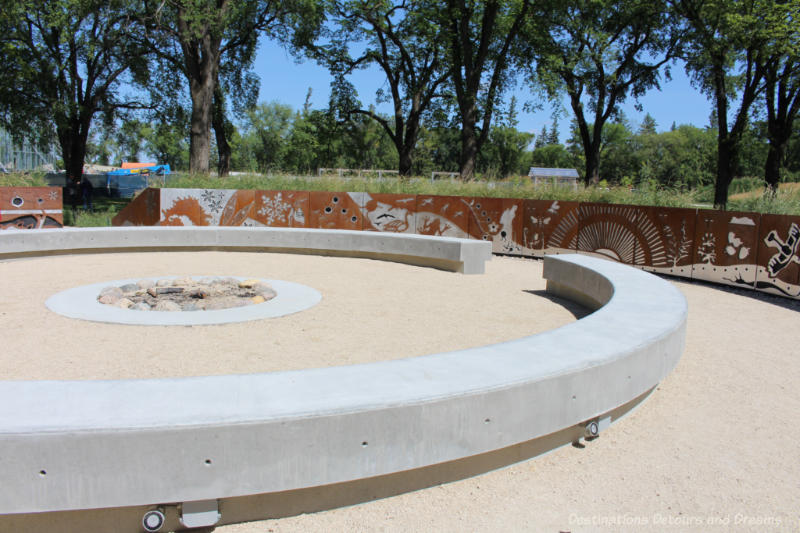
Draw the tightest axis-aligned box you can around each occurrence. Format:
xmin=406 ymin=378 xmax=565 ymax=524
xmin=120 ymin=162 xmax=158 ymax=169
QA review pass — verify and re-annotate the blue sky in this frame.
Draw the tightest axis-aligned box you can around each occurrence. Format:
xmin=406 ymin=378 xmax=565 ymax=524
xmin=252 ymin=38 xmax=713 ymax=142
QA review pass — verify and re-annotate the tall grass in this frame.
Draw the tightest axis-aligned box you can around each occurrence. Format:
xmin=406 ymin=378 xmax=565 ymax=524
xmin=161 ymin=171 xmax=700 ymax=208
xmin=63 ymin=207 xmax=120 ymax=227
xmin=0 ymin=172 xmax=48 ymax=187
xmin=3 ymin=171 xmax=797 ymax=228
xmin=163 ymin=171 xmax=797 ymax=215
xmin=729 ymin=186 xmax=800 ymax=215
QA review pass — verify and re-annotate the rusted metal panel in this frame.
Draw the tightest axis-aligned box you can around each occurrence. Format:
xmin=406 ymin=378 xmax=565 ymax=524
xmin=691 ymin=210 xmax=760 ymax=289
xmin=0 ymin=187 xmax=63 ymax=229
xmin=308 ymin=191 xmax=365 ymax=230
xmin=576 ymin=203 xmax=647 ymax=265
xmin=217 ymin=190 xmax=255 ymax=226
xmin=754 ymin=214 xmax=800 ymax=299
xmin=521 ymin=200 xmax=581 ymax=257
xmin=414 ymin=195 xmax=469 ymax=238
xmin=361 ymin=193 xmax=416 ymax=233
xmin=464 ymin=196 xmax=523 ymax=255
xmin=250 ymin=190 xmax=308 ymax=227
xmin=112 ymin=187 xmax=160 ymax=227
xmin=159 ymin=188 xmax=243 ymax=226
xmin=636 ymin=206 xmax=698 ymax=277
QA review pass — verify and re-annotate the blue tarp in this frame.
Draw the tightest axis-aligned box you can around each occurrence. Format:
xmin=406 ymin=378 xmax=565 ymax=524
xmin=106 ymin=165 xmax=170 ymax=198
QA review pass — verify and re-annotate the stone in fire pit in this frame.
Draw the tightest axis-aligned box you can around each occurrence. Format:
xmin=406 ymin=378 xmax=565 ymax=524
xmin=97 ymin=277 xmax=277 ymax=312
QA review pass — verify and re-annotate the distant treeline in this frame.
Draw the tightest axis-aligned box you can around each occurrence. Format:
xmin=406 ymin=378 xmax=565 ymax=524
xmin=87 ymin=100 xmax=800 ymax=191
xmin=1 ymin=0 xmax=798 ymax=208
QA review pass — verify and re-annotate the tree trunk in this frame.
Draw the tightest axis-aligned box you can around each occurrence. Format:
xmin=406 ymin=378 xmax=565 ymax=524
xmin=58 ymin=114 xmax=91 ymax=211
xmin=584 ymin=146 xmax=601 ymax=186
xmin=397 ymin=117 xmax=421 ymax=177
xmin=213 ymin=86 xmax=231 ymax=177
xmin=398 ymin=149 xmax=413 ymax=177
xmin=714 ymin=137 xmax=736 ymax=209
xmin=459 ymin=130 xmax=478 ymax=180
xmin=459 ymin=105 xmax=479 ymax=180
xmin=189 ymin=77 xmax=214 ymax=174
xmin=763 ymin=140 xmax=785 ymax=193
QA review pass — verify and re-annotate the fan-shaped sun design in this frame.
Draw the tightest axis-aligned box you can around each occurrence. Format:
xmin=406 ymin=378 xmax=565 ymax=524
xmin=547 ymin=204 xmax=669 ymax=267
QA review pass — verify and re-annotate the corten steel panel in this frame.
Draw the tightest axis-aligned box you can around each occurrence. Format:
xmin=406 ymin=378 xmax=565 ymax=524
xmin=0 ymin=187 xmax=63 ymax=229
xmin=111 ymin=187 xmax=160 ymax=226
xmin=160 ymin=188 xmax=244 ymax=226
xmin=464 ymin=196 xmax=524 ymax=255
xmin=754 ymin=214 xmax=800 ymax=299
xmin=521 ymin=199 xmax=581 ymax=257
xmin=217 ymin=190 xmax=255 ymax=226
xmin=361 ymin=193 xmax=416 ymax=233
xmin=576 ymin=203 xmax=653 ymax=266
xmin=250 ymin=190 xmax=309 ymax=227
xmin=414 ymin=195 xmax=469 ymax=238
xmin=636 ymin=206 xmax=698 ymax=277
xmin=691 ymin=209 xmax=760 ymax=288
xmin=308 ymin=191 xmax=365 ymax=230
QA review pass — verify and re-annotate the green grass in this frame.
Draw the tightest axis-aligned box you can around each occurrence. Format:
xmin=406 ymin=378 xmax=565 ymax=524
xmin=728 ymin=185 xmax=800 ymax=215
xmin=62 ymin=195 xmax=128 ymax=227
xmin=2 ymin=171 xmax=798 ymax=228
xmin=0 ymin=172 xmax=48 ymax=187
xmin=162 ymin=171 xmax=699 ymax=207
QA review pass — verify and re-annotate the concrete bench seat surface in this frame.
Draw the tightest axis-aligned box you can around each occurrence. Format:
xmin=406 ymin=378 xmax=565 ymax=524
xmin=0 ymin=226 xmax=493 ymax=274
xmin=0 ymin=245 xmax=687 ymax=514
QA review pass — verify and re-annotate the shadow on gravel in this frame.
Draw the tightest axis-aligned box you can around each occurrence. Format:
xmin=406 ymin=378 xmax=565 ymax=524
xmin=522 ymin=289 xmax=592 ymax=320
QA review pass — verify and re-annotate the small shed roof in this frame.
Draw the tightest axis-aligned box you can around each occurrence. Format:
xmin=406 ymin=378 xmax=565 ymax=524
xmin=528 ymin=167 xmax=579 ymax=178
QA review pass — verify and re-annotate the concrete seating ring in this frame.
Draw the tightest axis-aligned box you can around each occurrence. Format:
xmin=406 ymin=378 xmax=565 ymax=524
xmin=0 ymin=226 xmax=687 ymax=529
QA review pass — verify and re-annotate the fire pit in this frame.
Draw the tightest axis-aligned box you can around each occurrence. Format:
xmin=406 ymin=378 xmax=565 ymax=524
xmin=97 ymin=277 xmax=278 ymax=312
xmin=46 ymin=276 xmax=321 ymax=326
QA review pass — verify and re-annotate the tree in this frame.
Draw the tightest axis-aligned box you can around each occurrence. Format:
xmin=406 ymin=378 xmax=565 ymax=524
xmin=240 ymin=102 xmax=293 ymax=171
xmin=640 ymin=124 xmax=716 ymax=188
xmin=282 ymin=91 xmax=321 ymax=174
xmin=530 ymin=143 xmax=575 ymax=169
xmin=534 ymin=125 xmax=548 ymax=148
xmin=442 ymin=0 xmax=532 ymax=179
xmin=527 ymin=0 xmax=680 ymax=185
xmin=639 ymin=113 xmax=658 ymax=135
xmin=676 ymin=0 xmax=772 ymax=208
xmin=547 ymin=117 xmax=560 ymax=144
xmin=478 ymin=97 xmax=534 ymax=176
xmin=317 ymin=0 xmax=451 ymax=176
xmin=599 ymin=119 xmax=637 ymax=183
xmin=761 ymin=0 xmax=800 ymax=191
xmin=140 ymin=0 xmax=321 ymax=173
xmin=0 ymin=0 xmax=145 ymax=182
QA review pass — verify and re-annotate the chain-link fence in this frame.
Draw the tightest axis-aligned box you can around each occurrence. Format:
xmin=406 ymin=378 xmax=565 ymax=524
xmin=0 ymin=129 xmax=59 ymax=172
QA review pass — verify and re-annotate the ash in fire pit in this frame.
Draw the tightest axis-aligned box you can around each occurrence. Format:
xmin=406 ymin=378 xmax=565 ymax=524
xmin=97 ymin=277 xmax=277 ymax=312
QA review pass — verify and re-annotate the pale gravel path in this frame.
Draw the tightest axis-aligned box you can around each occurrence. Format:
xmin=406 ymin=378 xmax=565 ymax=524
xmin=2 ymin=252 xmax=798 ymax=532
xmin=217 ymin=273 xmax=800 ymax=533
xmin=0 ymin=252 xmax=577 ymax=380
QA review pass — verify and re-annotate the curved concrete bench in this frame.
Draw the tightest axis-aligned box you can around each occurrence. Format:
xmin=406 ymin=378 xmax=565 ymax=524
xmin=0 ymin=226 xmax=493 ymax=274
xmin=0 ymin=234 xmax=687 ymax=519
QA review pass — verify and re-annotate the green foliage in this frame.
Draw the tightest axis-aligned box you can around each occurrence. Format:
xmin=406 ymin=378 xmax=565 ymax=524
xmin=0 ymin=172 xmax=48 ymax=187
xmin=0 ymin=0 xmax=146 ymax=178
xmin=314 ymin=1 xmax=452 ymax=175
xmin=137 ymin=0 xmax=324 ymax=173
xmin=632 ymin=124 xmax=716 ymax=188
xmin=525 ymin=0 xmax=679 ymax=183
xmin=65 ymin=207 xmax=120 ymax=227
xmin=530 ymin=143 xmax=574 ymax=169
xmin=675 ymin=0 xmax=795 ymax=206
xmin=439 ymin=0 xmax=534 ymax=178
xmin=729 ymin=185 xmax=800 ymax=214
xmin=158 ymin=171 xmax=701 ymax=209
xmin=231 ymin=102 xmax=397 ymax=174
xmin=728 ymin=176 xmax=766 ymax=195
